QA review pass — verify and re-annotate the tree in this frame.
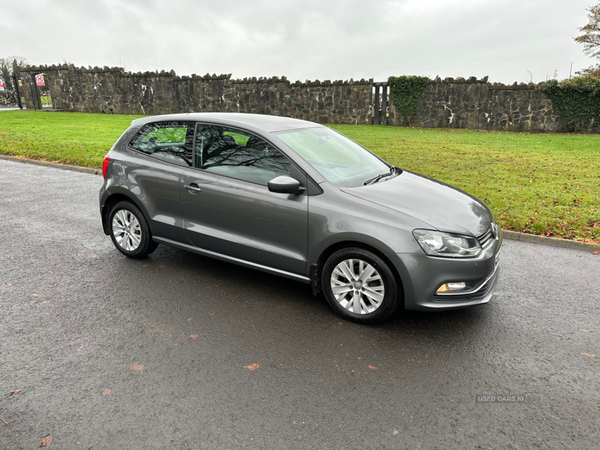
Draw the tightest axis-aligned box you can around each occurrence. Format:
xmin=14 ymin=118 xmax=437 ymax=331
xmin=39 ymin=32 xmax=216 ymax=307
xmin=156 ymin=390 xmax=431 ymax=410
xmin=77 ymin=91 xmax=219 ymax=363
xmin=575 ymin=3 xmax=600 ymax=59
xmin=0 ymin=56 xmax=27 ymax=106
xmin=575 ymin=65 xmax=600 ymax=77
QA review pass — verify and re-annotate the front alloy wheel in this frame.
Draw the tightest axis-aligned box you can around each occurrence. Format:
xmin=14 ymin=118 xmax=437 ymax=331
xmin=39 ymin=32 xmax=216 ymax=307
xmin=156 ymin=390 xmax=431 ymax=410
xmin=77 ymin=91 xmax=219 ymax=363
xmin=330 ymin=259 xmax=385 ymax=314
xmin=322 ymin=248 xmax=400 ymax=324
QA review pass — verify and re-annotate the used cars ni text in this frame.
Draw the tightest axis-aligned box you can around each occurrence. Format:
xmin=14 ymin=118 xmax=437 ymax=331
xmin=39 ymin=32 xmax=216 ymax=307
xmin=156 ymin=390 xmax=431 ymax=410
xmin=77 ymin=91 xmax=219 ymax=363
xmin=100 ymin=113 xmax=501 ymax=324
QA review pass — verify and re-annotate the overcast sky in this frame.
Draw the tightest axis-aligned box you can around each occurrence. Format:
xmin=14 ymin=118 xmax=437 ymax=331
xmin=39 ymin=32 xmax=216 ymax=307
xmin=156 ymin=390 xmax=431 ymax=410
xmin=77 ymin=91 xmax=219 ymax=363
xmin=1 ymin=0 xmax=597 ymax=84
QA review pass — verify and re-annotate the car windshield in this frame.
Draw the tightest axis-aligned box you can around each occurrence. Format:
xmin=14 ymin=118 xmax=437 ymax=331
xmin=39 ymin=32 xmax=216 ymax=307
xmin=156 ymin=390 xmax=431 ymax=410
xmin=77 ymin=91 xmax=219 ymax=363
xmin=274 ymin=127 xmax=394 ymax=187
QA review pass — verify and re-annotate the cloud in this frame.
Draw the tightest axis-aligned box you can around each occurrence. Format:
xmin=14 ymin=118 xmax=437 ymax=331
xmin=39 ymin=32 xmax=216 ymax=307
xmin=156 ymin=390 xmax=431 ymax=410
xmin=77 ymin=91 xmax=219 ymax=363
xmin=0 ymin=0 xmax=596 ymax=83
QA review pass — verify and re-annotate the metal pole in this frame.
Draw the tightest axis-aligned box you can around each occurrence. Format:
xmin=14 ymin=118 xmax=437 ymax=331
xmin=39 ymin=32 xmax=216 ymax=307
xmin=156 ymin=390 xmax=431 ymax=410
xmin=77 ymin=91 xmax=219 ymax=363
xmin=381 ymin=84 xmax=388 ymax=125
xmin=373 ymin=84 xmax=380 ymax=125
xmin=33 ymin=74 xmax=42 ymax=110
xmin=29 ymin=83 xmax=37 ymax=111
xmin=13 ymin=74 xmax=22 ymax=109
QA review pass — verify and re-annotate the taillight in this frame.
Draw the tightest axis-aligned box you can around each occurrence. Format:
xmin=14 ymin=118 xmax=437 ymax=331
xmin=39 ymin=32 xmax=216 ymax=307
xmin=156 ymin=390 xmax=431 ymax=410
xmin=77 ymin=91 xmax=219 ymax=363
xmin=102 ymin=156 xmax=110 ymax=178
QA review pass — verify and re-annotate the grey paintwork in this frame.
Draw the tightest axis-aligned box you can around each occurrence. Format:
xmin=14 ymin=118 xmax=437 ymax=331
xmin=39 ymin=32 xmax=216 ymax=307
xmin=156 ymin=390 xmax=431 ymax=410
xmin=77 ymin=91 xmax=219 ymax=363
xmin=100 ymin=112 xmax=501 ymax=311
xmin=343 ymin=170 xmax=494 ymax=236
xmin=179 ymin=167 xmax=309 ymax=275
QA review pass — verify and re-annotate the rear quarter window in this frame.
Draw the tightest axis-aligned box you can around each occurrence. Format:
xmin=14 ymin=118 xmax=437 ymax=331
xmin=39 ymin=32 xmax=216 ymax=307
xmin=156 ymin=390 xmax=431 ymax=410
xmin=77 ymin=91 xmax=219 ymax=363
xmin=130 ymin=122 xmax=194 ymax=167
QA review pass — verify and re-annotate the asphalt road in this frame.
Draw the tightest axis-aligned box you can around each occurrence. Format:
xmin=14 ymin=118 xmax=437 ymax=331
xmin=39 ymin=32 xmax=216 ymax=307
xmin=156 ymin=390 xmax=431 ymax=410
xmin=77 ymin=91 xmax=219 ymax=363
xmin=1 ymin=159 xmax=598 ymax=450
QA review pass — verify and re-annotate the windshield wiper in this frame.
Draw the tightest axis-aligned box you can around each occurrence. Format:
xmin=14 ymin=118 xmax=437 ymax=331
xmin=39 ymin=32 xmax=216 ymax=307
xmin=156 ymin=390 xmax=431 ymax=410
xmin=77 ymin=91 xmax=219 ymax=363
xmin=364 ymin=168 xmax=395 ymax=185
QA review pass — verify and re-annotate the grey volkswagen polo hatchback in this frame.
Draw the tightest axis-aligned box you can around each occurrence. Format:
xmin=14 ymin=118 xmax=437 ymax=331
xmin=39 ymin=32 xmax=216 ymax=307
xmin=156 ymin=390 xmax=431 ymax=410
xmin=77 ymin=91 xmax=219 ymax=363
xmin=100 ymin=113 xmax=501 ymax=324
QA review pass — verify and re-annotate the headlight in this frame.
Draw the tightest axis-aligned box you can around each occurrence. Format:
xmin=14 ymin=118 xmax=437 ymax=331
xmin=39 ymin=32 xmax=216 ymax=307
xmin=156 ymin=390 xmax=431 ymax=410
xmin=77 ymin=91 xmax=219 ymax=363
xmin=413 ymin=229 xmax=482 ymax=258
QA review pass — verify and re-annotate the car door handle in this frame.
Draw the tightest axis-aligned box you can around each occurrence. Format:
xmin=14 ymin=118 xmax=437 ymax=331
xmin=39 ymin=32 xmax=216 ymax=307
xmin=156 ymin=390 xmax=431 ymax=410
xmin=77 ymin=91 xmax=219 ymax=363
xmin=184 ymin=183 xmax=202 ymax=193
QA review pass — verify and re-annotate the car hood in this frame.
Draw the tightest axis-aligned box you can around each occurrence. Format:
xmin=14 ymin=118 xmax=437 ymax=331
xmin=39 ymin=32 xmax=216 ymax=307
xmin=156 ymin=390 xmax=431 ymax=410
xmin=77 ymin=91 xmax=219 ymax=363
xmin=341 ymin=170 xmax=493 ymax=237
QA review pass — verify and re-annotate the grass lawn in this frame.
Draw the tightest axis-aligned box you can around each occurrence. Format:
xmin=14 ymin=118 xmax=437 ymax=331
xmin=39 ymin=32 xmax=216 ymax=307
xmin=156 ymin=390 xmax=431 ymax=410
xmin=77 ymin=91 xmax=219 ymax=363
xmin=40 ymin=95 xmax=53 ymax=106
xmin=0 ymin=111 xmax=144 ymax=166
xmin=1 ymin=110 xmax=599 ymax=243
xmin=331 ymin=125 xmax=600 ymax=243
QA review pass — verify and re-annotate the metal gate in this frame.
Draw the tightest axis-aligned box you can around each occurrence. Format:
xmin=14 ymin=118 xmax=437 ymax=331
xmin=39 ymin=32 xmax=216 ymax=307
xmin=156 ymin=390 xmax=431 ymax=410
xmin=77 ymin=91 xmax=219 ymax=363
xmin=29 ymin=73 xmax=52 ymax=110
xmin=372 ymin=82 xmax=390 ymax=125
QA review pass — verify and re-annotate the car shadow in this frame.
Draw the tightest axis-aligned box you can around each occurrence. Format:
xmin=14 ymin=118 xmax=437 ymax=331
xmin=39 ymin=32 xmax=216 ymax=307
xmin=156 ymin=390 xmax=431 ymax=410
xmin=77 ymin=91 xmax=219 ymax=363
xmin=149 ymin=245 xmax=493 ymax=335
xmin=141 ymin=244 xmax=493 ymax=339
xmin=148 ymin=244 xmax=324 ymax=305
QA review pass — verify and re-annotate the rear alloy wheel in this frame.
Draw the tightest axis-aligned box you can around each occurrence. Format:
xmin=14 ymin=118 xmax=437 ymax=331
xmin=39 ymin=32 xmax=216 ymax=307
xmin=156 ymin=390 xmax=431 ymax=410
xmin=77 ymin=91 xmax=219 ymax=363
xmin=322 ymin=248 xmax=400 ymax=324
xmin=109 ymin=201 xmax=157 ymax=258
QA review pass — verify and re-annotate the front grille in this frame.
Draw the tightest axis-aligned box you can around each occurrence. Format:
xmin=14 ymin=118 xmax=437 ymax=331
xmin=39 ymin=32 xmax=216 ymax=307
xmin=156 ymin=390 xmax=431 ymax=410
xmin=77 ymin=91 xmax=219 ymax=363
xmin=477 ymin=225 xmax=495 ymax=248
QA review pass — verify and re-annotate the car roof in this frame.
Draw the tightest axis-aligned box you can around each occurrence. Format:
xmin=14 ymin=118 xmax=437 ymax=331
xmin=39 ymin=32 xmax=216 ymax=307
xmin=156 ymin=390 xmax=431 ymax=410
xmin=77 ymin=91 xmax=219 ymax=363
xmin=130 ymin=113 xmax=322 ymax=133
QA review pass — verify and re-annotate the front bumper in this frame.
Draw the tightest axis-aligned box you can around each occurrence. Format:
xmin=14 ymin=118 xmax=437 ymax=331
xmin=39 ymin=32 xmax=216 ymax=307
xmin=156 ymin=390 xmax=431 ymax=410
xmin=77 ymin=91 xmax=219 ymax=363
xmin=393 ymin=230 xmax=502 ymax=311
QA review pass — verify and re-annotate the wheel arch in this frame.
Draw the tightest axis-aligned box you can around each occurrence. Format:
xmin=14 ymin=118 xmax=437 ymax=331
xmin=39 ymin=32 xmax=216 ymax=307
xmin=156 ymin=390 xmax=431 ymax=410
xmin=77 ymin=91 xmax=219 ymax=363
xmin=101 ymin=191 xmax=151 ymax=235
xmin=311 ymin=240 xmax=406 ymax=308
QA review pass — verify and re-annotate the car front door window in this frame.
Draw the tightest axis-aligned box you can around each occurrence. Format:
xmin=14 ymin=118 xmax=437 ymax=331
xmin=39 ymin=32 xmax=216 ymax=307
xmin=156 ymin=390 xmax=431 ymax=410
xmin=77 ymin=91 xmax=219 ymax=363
xmin=195 ymin=125 xmax=290 ymax=185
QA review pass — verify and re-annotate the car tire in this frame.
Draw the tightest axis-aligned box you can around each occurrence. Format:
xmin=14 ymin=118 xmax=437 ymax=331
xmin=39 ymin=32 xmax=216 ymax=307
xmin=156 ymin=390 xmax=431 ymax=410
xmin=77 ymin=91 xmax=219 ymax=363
xmin=321 ymin=248 xmax=400 ymax=324
xmin=108 ymin=201 xmax=158 ymax=259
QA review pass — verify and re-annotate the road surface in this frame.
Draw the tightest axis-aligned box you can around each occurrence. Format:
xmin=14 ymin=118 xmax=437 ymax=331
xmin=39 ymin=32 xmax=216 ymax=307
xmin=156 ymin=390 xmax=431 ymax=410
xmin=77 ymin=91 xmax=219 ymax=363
xmin=1 ymin=159 xmax=598 ymax=449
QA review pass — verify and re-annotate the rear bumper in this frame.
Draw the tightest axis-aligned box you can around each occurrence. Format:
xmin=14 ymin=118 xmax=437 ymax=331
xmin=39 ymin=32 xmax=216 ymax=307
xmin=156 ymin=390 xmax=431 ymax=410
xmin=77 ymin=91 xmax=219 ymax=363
xmin=99 ymin=185 xmax=110 ymax=235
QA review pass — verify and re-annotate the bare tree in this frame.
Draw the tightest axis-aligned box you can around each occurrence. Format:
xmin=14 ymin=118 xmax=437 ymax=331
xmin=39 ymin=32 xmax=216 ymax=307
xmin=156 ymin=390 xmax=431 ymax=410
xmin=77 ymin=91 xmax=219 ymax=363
xmin=0 ymin=56 xmax=28 ymax=105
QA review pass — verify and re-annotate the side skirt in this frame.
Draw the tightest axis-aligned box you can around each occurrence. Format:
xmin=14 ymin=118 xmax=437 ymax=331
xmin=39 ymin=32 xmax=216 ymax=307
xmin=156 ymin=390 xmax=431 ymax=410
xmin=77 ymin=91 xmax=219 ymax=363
xmin=153 ymin=237 xmax=311 ymax=284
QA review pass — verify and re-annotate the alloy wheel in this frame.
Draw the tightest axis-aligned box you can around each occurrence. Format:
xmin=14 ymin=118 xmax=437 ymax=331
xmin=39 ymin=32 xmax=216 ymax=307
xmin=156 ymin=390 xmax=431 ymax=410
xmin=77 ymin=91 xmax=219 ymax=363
xmin=112 ymin=209 xmax=142 ymax=252
xmin=330 ymin=259 xmax=385 ymax=314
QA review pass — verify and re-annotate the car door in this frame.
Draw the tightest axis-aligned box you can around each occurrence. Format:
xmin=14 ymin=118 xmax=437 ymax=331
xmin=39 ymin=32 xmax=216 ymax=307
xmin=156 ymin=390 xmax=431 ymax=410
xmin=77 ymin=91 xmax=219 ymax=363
xmin=180 ymin=124 xmax=309 ymax=276
xmin=127 ymin=120 xmax=195 ymax=242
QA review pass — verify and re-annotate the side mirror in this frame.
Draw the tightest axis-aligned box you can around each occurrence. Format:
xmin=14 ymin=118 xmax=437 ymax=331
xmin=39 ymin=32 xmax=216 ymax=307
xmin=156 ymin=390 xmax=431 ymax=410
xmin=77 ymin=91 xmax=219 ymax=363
xmin=268 ymin=176 xmax=305 ymax=195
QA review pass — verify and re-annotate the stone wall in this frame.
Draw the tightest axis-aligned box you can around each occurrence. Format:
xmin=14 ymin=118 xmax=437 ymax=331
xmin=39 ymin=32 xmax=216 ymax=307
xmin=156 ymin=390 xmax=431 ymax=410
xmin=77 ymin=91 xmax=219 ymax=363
xmin=387 ymin=76 xmax=600 ymax=133
xmin=20 ymin=65 xmax=599 ymax=132
xmin=21 ymin=65 xmax=374 ymax=125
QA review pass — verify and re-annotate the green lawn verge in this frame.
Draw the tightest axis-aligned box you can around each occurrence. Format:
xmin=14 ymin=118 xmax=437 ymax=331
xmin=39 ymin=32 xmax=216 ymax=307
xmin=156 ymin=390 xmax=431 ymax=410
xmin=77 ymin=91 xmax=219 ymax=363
xmin=0 ymin=111 xmax=144 ymax=166
xmin=1 ymin=111 xmax=599 ymax=243
xmin=330 ymin=125 xmax=600 ymax=243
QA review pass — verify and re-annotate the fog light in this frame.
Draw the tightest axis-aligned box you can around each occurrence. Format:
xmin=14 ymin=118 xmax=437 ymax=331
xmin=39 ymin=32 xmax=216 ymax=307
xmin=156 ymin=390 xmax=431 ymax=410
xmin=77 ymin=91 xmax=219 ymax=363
xmin=437 ymin=282 xmax=468 ymax=293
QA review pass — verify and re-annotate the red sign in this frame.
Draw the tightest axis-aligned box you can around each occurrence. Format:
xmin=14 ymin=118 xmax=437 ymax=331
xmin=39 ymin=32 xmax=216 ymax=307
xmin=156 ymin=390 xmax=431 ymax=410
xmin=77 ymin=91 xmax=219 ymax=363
xmin=36 ymin=74 xmax=45 ymax=86
xmin=0 ymin=79 xmax=4 ymax=91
